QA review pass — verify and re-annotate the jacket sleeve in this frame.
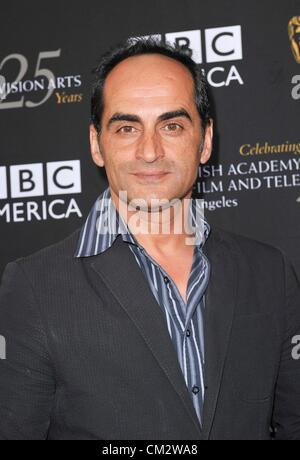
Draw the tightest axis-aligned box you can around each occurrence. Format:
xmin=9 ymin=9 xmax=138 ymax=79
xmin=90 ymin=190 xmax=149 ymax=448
xmin=0 ymin=261 xmax=55 ymax=440
xmin=272 ymin=254 xmax=300 ymax=440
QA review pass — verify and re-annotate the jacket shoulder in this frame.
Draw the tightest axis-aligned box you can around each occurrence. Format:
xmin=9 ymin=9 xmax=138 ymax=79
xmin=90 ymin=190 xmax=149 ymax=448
xmin=210 ymin=225 xmax=285 ymax=263
xmin=12 ymin=227 xmax=82 ymax=274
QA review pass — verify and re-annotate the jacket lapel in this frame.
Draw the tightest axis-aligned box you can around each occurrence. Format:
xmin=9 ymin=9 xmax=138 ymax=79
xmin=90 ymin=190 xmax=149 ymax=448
xmin=201 ymin=228 xmax=238 ymax=439
xmin=84 ymin=236 xmax=203 ymax=438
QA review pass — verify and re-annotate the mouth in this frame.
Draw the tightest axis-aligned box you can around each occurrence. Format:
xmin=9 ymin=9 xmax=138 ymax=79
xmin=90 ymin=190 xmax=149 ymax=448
xmin=131 ymin=171 xmax=170 ymax=182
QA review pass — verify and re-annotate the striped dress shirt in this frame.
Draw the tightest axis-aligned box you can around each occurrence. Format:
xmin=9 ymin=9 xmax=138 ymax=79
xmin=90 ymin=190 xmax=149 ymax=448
xmin=75 ymin=187 xmax=211 ymax=424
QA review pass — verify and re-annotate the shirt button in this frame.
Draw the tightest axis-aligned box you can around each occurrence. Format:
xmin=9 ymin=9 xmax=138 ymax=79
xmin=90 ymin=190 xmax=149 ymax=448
xmin=186 ymin=329 xmax=191 ymax=337
xmin=192 ymin=385 xmax=200 ymax=395
xmin=163 ymin=276 xmax=169 ymax=284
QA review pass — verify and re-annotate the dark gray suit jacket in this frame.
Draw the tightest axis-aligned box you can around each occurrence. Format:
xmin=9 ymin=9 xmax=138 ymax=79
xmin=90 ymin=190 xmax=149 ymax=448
xmin=0 ymin=226 xmax=300 ymax=440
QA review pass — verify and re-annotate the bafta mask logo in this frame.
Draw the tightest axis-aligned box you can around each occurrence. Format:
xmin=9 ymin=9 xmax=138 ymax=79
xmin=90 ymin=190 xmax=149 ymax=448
xmin=288 ymin=16 xmax=300 ymax=63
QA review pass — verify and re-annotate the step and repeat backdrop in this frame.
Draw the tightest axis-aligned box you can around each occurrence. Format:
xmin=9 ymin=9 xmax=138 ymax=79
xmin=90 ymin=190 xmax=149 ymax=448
xmin=0 ymin=0 xmax=299 ymax=279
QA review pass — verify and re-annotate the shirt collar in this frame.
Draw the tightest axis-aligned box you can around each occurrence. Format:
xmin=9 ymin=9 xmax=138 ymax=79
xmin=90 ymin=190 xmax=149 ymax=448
xmin=74 ymin=187 xmax=210 ymax=258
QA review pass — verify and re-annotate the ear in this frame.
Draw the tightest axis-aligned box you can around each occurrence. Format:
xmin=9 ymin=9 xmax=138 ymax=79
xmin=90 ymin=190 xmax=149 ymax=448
xmin=90 ymin=124 xmax=105 ymax=167
xmin=199 ymin=119 xmax=213 ymax=165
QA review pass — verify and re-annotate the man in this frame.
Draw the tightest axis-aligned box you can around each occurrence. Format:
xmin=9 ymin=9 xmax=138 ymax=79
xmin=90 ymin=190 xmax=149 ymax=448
xmin=0 ymin=38 xmax=300 ymax=440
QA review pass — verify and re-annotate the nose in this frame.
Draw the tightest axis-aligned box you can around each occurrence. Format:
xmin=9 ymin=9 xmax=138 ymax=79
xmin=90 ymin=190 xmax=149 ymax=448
xmin=135 ymin=131 xmax=164 ymax=163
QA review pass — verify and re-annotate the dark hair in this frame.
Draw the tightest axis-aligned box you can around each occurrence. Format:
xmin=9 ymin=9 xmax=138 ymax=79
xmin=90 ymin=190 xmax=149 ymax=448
xmin=91 ymin=36 xmax=211 ymax=132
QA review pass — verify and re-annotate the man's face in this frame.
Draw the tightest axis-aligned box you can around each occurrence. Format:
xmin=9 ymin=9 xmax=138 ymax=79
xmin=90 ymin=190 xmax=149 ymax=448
xmin=90 ymin=54 xmax=213 ymax=208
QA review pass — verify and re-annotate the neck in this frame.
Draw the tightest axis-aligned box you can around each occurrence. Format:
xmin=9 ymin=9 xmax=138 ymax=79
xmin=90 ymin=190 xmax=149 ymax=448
xmin=110 ymin=188 xmax=196 ymax=252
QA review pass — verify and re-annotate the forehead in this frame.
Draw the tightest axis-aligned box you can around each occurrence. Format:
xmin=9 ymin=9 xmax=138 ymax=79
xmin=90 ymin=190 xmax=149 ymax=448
xmin=102 ymin=54 xmax=195 ymax=112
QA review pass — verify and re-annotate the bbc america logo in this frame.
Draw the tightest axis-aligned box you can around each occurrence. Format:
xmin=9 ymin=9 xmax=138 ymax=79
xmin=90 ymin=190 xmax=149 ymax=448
xmin=0 ymin=160 xmax=81 ymax=199
xmin=142 ymin=25 xmax=244 ymax=87
xmin=162 ymin=25 xmax=242 ymax=64
xmin=0 ymin=160 xmax=83 ymax=222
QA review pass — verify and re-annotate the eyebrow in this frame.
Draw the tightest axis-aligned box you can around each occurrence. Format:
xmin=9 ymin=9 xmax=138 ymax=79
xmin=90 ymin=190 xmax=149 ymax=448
xmin=107 ymin=108 xmax=192 ymax=128
xmin=158 ymin=109 xmax=192 ymax=123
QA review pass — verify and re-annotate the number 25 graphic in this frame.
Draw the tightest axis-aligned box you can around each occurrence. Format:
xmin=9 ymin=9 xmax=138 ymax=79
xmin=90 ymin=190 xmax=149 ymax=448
xmin=0 ymin=49 xmax=61 ymax=109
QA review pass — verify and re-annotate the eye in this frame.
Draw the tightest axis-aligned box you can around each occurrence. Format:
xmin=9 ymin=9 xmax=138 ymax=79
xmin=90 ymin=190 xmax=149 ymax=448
xmin=116 ymin=125 xmax=137 ymax=134
xmin=163 ymin=123 xmax=183 ymax=132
